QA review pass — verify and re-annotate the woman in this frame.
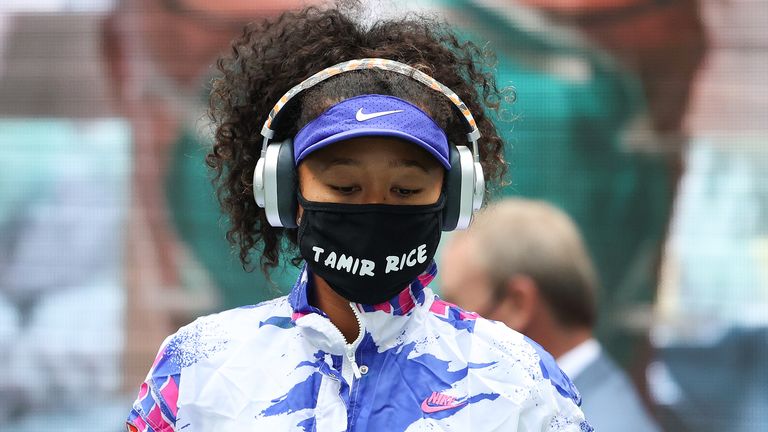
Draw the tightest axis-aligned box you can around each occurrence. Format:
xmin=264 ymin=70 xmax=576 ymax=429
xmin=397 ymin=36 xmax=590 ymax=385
xmin=127 ymin=3 xmax=590 ymax=431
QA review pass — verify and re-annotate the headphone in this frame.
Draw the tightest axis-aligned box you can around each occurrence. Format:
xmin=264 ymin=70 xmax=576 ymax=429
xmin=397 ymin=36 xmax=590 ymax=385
xmin=252 ymin=58 xmax=484 ymax=231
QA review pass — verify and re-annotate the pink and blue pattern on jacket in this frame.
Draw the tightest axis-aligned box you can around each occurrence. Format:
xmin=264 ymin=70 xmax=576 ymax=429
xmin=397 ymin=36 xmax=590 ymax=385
xmin=126 ymin=262 xmax=591 ymax=431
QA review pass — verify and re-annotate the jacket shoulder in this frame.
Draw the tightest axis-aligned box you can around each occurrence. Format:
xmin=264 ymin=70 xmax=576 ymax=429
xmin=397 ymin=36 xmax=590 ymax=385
xmin=424 ymin=298 xmax=590 ymax=430
xmin=126 ymin=296 xmax=292 ymax=431
xmin=172 ymin=296 xmax=292 ymax=358
xmin=474 ymin=319 xmax=591 ymax=430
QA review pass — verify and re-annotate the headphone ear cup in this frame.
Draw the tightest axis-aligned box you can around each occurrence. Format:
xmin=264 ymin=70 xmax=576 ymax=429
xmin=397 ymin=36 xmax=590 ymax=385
xmin=262 ymin=139 xmax=298 ymax=228
xmin=275 ymin=140 xmax=298 ymax=228
xmin=253 ymin=156 xmax=267 ymax=208
xmin=442 ymin=145 xmax=463 ymax=231
xmin=442 ymin=145 xmax=476 ymax=231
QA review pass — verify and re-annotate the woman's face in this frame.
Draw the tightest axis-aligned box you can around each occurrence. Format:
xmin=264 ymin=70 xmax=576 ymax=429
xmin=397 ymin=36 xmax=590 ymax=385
xmin=298 ymin=137 xmax=445 ymax=206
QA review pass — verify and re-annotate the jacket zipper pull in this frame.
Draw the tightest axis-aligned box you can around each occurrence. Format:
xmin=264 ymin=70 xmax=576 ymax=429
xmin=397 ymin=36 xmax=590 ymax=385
xmin=346 ymin=344 xmax=362 ymax=379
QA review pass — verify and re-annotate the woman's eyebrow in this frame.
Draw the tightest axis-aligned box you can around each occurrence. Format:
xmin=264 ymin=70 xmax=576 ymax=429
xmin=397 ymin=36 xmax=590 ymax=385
xmin=321 ymin=158 xmax=360 ymax=171
xmin=389 ymin=159 xmax=431 ymax=173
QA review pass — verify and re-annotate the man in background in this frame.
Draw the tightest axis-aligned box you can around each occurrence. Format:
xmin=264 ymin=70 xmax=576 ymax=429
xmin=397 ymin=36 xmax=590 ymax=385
xmin=441 ymin=198 xmax=660 ymax=432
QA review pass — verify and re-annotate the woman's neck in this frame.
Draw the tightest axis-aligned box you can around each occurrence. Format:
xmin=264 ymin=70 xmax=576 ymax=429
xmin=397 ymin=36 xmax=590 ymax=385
xmin=310 ymin=274 xmax=361 ymax=343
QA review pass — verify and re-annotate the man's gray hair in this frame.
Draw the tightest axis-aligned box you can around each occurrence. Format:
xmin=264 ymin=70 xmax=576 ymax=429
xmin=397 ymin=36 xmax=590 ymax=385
xmin=469 ymin=198 xmax=598 ymax=328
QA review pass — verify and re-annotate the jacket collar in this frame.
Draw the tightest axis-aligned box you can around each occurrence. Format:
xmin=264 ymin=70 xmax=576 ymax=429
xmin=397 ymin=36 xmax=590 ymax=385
xmin=287 ymin=262 xmax=438 ymax=352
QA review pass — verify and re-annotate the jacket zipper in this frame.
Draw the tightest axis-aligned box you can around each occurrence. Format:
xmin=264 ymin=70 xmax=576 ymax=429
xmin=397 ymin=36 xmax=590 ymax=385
xmin=344 ymin=302 xmax=365 ymax=380
xmin=345 ymin=340 xmax=362 ymax=379
xmin=344 ymin=302 xmax=365 ymax=430
xmin=326 ymin=302 xmax=365 ymax=384
xmin=324 ymin=302 xmax=365 ymax=430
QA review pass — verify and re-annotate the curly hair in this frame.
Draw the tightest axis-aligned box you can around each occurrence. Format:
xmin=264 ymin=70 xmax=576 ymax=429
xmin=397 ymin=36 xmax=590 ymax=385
xmin=207 ymin=1 xmax=510 ymax=273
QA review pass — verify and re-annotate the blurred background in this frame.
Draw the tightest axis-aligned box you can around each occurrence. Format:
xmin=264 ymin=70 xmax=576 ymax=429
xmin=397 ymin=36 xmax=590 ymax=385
xmin=0 ymin=0 xmax=765 ymax=430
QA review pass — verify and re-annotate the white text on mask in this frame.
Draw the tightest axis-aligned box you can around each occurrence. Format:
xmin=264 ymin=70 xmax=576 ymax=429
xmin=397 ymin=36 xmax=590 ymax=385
xmin=311 ymin=244 xmax=428 ymax=276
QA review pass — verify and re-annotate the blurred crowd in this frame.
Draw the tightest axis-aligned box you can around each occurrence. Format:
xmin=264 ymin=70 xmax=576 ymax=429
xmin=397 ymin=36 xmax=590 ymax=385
xmin=0 ymin=0 xmax=765 ymax=430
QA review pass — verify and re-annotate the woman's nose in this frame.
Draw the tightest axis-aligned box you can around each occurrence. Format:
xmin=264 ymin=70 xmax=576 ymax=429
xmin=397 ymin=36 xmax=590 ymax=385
xmin=359 ymin=184 xmax=390 ymax=204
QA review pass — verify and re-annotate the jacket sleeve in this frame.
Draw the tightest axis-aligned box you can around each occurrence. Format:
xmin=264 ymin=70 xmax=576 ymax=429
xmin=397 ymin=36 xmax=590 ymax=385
xmin=518 ymin=337 xmax=593 ymax=432
xmin=126 ymin=335 xmax=181 ymax=432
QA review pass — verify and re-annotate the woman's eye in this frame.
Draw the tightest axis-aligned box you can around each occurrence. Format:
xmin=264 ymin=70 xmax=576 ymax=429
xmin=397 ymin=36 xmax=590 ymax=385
xmin=330 ymin=185 xmax=360 ymax=195
xmin=392 ymin=187 xmax=422 ymax=197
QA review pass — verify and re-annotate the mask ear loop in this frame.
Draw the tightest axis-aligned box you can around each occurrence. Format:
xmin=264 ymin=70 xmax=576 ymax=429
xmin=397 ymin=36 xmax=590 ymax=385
xmin=294 ymin=169 xmax=302 ymax=226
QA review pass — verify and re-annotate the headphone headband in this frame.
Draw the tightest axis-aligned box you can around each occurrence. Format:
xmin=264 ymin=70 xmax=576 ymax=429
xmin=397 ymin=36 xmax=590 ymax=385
xmin=259 ymin=58 xmax=481 ymax=159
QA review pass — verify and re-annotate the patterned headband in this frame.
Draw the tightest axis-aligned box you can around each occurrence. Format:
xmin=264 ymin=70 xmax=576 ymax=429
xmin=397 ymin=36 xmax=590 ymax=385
xmin=260 ymin=58 xmax=482 ymax=155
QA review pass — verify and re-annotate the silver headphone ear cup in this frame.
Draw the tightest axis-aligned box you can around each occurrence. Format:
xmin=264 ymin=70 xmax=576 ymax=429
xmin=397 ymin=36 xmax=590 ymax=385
xmin=274 ymin=140 xmax=298 ymax=228
xmin=443 ymin=145 xmax=477 ymax=231
xmin=442 ymin=145 xmax=462 ymax=231
xmin=262 ymin=142 xmax=284 ymax=227
xmin=253 ymin=157 xmax=266 ymax=207
xmin=473 ymin=162 xmax=485 ymax=212
xmin=454 ymin=146 xmax=476 ymax=230
xmin=262 ymin=139 xmax=298 ymax=228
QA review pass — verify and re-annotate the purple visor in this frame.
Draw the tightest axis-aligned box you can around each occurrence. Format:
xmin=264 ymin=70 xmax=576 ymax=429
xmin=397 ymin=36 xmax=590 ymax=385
xmin=293 ymin=94 xmax=450 ymax=168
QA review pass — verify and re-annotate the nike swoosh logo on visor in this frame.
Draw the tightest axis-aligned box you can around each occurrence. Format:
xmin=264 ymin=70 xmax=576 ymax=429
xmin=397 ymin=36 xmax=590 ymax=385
xmin=355 ymin=108 xmax=404 ymax=122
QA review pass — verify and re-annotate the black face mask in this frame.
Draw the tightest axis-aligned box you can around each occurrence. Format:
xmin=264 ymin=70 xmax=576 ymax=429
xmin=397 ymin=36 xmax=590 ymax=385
xmin=297 ymin=194 xmax=445 ymax=305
